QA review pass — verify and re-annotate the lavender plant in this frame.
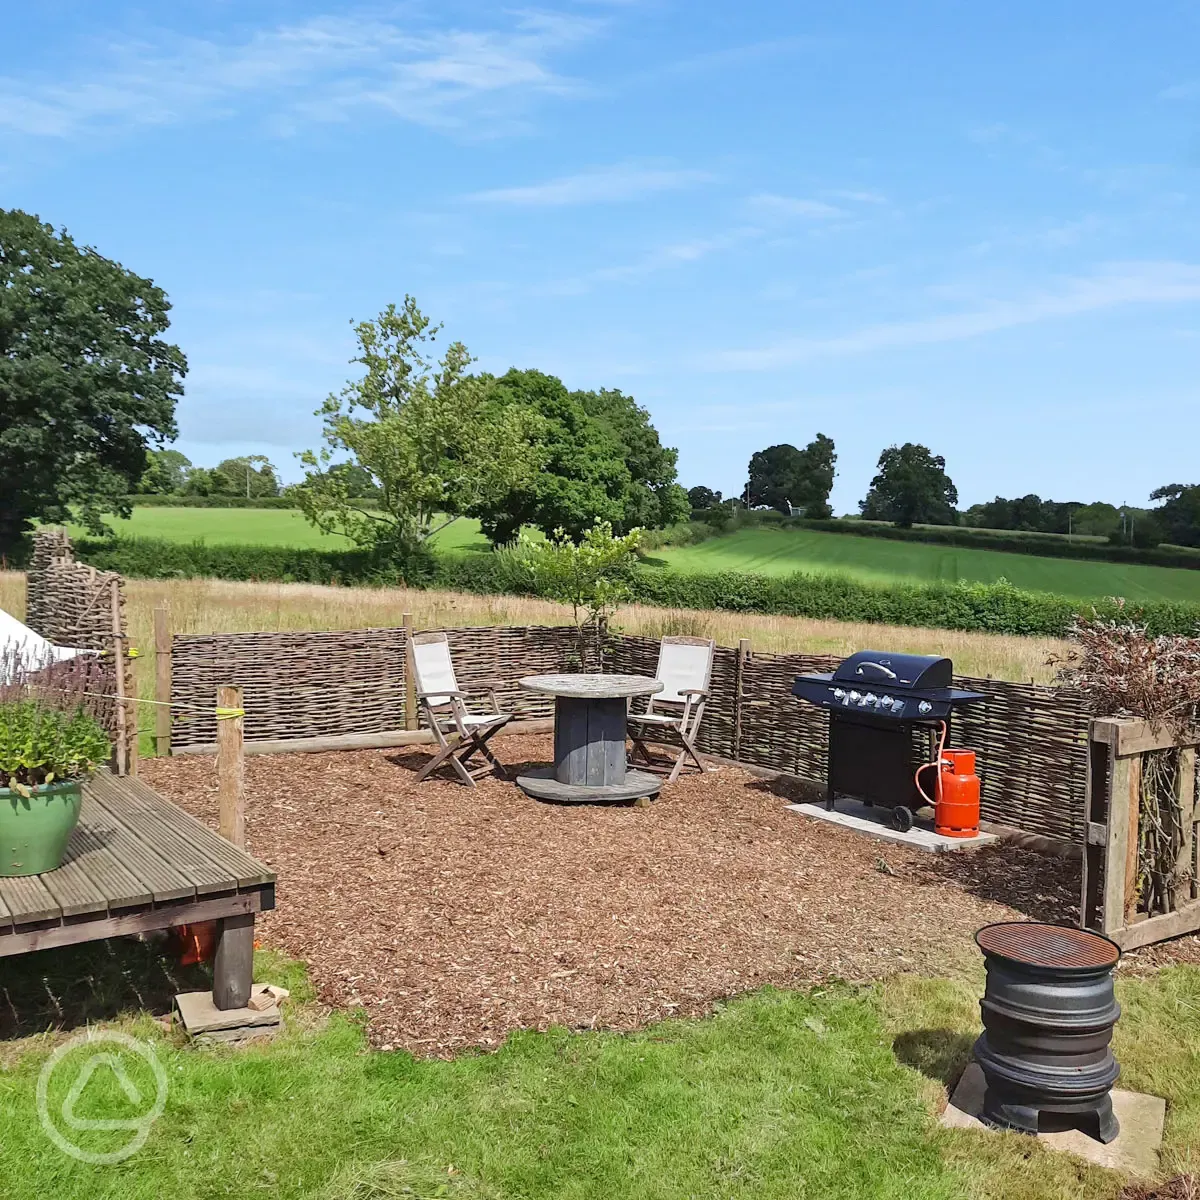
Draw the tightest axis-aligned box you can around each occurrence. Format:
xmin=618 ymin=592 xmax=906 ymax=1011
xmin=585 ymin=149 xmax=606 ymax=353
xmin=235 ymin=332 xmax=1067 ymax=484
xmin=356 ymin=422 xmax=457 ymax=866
xmin=0 ymin=643 xmax=112 ymax=795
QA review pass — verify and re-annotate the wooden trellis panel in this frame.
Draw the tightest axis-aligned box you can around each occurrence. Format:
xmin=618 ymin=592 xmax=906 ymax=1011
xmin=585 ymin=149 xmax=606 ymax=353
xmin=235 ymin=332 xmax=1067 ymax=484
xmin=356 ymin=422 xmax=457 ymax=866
xmin=1081 ymin=717 xmax=1200 ymax=950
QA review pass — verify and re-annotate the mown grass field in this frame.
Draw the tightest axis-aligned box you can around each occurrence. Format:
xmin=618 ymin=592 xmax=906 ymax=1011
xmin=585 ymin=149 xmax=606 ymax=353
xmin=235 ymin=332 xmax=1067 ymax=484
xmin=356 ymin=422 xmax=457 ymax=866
xmin=653 ymin=527 xmax=1200 ymax=603
xmin=73 ymin=508 xmax=1200 ymax=603
xmin=66 ymin=508 xmax=490 ymax=553
xmin=2 ymin=937 xmax=1198 ymax=1199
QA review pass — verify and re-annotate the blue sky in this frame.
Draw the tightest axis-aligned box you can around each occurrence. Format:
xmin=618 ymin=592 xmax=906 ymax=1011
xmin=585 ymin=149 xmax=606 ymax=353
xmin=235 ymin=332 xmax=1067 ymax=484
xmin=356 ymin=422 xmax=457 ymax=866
xmin=4 ymin=1 xmax=1200 ymax=514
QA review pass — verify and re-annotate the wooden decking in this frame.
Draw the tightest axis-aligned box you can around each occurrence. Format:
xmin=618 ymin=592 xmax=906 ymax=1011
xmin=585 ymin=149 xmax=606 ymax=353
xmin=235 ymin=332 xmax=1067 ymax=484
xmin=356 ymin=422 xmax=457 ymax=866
xmin=0 ymin=769 xmax=275 ymax=958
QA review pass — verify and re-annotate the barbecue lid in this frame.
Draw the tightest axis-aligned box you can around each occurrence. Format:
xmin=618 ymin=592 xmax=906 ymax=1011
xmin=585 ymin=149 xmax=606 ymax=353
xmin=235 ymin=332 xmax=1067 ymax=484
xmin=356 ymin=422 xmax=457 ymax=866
xmin=832 ymin=651 xmax=952 ymax=690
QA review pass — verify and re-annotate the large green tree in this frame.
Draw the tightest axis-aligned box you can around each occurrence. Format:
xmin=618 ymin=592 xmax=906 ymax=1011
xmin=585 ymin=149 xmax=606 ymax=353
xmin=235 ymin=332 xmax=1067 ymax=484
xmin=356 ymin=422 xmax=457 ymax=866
xmin=213 ymin=455 xmax=280 ymax=498
xmin=1148 ymin=484 xmax=1200 ymax=547
xmin=746 ymin=434 xmax=836 ymax=517
xmin=859 ymin=442 xmax=958 ymax=527
xmin=0 ymin=210 xmax=187 ymax=551
xmin=471 ymin=369 xmax=628 ymax=545
xmin=574 ymin=388 xmax=689 ymax=530
xmin=138 ymin=448 xmax=193 ymax=494
xmin=297 ymin=298 xmax=542 ymax=554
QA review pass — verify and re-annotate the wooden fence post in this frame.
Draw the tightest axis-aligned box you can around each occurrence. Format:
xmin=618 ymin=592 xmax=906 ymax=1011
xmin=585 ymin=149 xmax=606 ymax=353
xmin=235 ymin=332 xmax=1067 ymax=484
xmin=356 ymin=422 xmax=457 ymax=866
xmin=108 ymin=577 xmax=130 ymax=776
xmin=217 ymin=685 xmax=245 ymax=848
xmin=153 ymin=604 xmax=172 ymax=757
xmin=403 ymin=612 xmax=418 ymax=732
xmin=733 ymin=638 xmax=751 ymax=763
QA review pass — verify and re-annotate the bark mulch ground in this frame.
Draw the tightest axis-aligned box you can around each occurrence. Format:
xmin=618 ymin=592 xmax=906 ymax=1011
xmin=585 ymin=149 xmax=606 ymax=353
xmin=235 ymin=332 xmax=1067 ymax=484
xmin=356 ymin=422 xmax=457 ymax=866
xmin=140 ymin=733 xmax=1120 ymax=1056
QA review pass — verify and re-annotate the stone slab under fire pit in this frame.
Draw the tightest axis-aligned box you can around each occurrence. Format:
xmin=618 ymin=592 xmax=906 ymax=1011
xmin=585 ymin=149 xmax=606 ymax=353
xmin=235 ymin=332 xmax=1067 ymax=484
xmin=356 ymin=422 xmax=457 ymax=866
xmin=788 ymin=798 xmax=998 ymax=854
xmin=941 ymin=1062 xmax=1165 ymax=1175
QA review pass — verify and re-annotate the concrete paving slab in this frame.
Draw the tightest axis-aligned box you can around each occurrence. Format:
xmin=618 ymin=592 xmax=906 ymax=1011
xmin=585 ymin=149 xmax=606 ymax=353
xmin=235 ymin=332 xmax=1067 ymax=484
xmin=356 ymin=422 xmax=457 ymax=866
xmin=175 ymin=985 xmax=282 ymax=1037
xmin=787 ymin=798 xmax=997 ymax=853
xmin=941 ymin=1062 xmax=1165 ymax=1176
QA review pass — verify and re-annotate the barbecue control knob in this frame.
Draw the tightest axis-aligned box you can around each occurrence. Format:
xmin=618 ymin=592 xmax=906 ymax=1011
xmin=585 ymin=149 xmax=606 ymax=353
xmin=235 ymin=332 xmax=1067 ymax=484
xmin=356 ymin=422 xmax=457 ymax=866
xmin=877 ymin=696 xmax=892 ymax=710
xmin=862 ymin=693 xmax=877 ymax=706
xmin=918 ymin=701 xmax=933 ymax=715
xmin=832 ymin=688 xmax=845 ymax=700
xmin=848 ymin=691 xmax=861 ymax=703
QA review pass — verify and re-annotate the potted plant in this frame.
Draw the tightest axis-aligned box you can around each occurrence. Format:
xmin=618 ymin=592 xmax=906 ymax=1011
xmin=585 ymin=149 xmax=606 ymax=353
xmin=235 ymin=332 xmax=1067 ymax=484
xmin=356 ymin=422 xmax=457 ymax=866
xmin=0 ymin=699 xmax=111 ymax=876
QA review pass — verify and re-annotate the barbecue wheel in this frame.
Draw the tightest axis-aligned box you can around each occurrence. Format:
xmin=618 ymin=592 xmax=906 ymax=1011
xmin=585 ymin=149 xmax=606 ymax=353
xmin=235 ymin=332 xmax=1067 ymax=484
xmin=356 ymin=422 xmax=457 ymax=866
xmin=892 ymin=806 xmax=914 ymax=833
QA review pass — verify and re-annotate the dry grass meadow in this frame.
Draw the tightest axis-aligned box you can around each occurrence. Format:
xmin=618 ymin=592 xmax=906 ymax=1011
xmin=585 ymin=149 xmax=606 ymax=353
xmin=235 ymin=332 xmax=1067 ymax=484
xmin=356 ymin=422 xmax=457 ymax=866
xmin=0 ymin=570 xmax=1067 ymax=688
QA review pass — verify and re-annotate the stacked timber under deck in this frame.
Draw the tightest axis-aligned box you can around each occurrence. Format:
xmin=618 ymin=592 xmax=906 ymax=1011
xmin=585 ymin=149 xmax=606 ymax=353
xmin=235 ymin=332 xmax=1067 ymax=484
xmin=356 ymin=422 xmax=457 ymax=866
xmin=0 ymin=771 xmax=274 ymax=1003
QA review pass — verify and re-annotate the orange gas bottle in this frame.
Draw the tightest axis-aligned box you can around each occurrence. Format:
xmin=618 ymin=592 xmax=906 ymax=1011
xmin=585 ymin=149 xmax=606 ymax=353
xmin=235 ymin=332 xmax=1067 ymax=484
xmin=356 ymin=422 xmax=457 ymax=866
xmin=935 ymin=750 xmax=980 ymax=838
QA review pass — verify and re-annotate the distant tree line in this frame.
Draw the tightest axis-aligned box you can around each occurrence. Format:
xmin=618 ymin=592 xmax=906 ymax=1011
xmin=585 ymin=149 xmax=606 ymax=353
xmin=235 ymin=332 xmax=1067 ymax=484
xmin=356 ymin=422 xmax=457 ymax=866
xmin=687 ymin=439 xmax=1200 ymax=548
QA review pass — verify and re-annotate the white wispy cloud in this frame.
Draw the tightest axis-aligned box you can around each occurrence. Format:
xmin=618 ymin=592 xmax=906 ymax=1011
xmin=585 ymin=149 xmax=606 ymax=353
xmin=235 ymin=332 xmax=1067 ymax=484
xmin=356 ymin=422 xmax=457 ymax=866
xmin=468 ymin=161 xmax=713 ymax=206
xmin=0 ymin=11 xmax=601 ymax=139
xmin=745 ymin=192 xmax=844 ymax=220
xmin=707 ymin=262 xmax=1200 ymax=370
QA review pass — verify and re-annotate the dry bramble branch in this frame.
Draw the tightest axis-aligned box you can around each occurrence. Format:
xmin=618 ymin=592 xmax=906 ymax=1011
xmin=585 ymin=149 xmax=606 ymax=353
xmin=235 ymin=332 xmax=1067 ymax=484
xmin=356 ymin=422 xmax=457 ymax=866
xmin=1053 ymin=608 xmax=1200 ymax=916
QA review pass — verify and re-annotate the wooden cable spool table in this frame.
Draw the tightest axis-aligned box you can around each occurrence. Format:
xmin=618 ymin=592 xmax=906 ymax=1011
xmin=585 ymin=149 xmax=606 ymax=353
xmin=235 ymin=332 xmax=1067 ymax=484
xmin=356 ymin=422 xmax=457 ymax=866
xmin=515 ymin=674 xmax=663 ymax=804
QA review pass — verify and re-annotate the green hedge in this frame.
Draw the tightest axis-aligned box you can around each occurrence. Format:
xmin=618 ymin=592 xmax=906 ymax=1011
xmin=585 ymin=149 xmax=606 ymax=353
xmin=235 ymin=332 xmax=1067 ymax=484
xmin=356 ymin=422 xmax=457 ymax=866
xmin=122 ymin=495 xmax=302 ymax=508
xmin=69 ymin=535 xmax=1200 ymax=637
xmin=74 ymin=537 xmax=434 ymax=585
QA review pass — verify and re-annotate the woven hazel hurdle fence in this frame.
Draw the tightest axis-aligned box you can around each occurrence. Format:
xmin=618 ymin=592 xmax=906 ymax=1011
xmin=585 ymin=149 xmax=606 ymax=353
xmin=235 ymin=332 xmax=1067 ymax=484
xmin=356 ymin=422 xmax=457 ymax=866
xmin=168 ymin=622 xmax=588 ymax=754
xmin=610 ymin=635 xmax=1093 ymax=843
xmin=21 ymin=530 xmax=135 ymax=774
xmin=168 ymin=620 xmax=1093 ymax=843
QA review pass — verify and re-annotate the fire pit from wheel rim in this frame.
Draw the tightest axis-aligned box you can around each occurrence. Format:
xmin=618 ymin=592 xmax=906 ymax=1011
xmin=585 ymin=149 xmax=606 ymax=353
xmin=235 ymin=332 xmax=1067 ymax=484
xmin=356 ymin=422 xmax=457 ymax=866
xmin=973 ymin=921 xmax=1122 ymax=1144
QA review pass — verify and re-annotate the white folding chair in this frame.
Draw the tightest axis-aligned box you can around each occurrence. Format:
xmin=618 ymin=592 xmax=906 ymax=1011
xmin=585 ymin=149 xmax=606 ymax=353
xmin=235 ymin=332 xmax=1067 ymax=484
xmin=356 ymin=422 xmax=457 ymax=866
xmin=627 ymin=636 xmax=715 ymax=783
xmin=410 ymin=632 xmax=512 ymax=786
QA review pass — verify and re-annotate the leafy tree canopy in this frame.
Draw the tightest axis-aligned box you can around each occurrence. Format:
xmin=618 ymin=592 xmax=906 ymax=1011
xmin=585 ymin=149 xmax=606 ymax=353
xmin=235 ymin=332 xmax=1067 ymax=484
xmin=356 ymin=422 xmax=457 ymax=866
xmin=213 ymin=456 xmax=280 ymax=498
xmin=688 ymin=486 xmax=722 ymax=509
xmin=324 ymin=462 xmax=380 ymax=499
xmin=747 ymin=434 xmax=836 ymax=517
xmin=0 ymin=209 xmax=186 ymax=551
xmin=1149 ymin=484 xmax=1200 ymax=547
xmin=472 ymin=369 xmax=685 ymax=546
xmin=574 ymin=387 xmax=689 ymax=531
xmin=860 ymin=442 xmax=958 ymax=527
xmin=296 ymin=298 xmax=543 ymax=556
xmin=138 ymin=448 xmax=193 ymax=494
xmin=471 ymin=369 xmax=626 ymax=545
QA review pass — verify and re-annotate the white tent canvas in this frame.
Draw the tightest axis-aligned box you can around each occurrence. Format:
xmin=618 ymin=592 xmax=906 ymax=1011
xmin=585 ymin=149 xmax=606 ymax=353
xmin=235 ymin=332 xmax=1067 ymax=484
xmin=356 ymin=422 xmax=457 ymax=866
xmin=0 ymin=607 xmax=94 ymax=683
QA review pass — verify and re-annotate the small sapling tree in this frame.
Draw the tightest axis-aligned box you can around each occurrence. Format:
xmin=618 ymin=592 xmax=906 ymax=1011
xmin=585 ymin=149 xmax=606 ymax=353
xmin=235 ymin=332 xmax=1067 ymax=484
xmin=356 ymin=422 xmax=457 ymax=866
xmin=523 ymin=521 xmax=643 ymax=667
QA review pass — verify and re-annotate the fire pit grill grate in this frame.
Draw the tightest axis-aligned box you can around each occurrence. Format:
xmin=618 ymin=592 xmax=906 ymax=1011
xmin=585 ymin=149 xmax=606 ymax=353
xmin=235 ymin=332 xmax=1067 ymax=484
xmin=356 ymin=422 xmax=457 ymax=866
xmin=976 ymin=922 xmax=1120 ymax=972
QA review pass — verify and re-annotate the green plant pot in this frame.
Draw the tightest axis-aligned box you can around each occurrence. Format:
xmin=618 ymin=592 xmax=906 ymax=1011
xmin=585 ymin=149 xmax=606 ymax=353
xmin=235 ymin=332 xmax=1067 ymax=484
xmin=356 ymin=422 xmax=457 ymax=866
xmin=0 ymin=780 xmax=83 ymax=877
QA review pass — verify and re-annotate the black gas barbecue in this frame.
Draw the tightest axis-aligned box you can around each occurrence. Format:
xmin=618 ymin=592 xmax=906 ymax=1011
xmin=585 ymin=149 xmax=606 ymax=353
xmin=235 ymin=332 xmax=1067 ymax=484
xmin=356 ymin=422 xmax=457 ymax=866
xmin=792 ymin=651 xmax=986 ymax=830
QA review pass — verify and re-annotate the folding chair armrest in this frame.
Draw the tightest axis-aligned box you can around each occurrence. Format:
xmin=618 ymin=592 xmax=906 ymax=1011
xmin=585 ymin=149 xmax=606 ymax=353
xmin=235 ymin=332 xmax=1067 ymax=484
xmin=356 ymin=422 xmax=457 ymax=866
xmin=678 ymin=688 xmax=709 ymax=697
xmin=416 ymin=688 xmax=468 ymax=700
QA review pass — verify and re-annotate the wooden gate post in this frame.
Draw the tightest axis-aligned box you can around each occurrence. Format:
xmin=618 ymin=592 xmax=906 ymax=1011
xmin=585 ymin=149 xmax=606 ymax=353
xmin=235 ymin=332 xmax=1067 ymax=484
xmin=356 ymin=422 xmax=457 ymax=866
xmin=217 ymin=685 xmax=245 ymax=848
xmin=153 ymin=605 xmax=172 ymax=757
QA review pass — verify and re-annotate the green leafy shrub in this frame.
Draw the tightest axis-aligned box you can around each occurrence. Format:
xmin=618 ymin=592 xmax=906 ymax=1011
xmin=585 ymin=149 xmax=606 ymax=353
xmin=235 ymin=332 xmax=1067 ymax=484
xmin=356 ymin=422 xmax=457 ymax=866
xmin=0 ymin=701 xmax=111 ymax=792
xmin=75 ymin=536 xmax=436 ymax=586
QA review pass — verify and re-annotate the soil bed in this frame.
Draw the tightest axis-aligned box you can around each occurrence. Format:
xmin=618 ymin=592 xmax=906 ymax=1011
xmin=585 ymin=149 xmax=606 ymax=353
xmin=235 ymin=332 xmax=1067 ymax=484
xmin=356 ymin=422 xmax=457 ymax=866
xmin=144 ymin=732 xmax=1087 ymax=1056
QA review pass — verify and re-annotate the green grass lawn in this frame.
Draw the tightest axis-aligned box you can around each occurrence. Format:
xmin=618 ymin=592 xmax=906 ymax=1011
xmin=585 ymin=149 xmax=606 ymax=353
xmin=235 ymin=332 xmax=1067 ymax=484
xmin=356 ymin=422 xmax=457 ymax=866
xmin=10 ymin=940 xmax=1199 ymax=1200
xmin=654 ymin=527 xmax=1200 ymax=602
xmin=4 ymin=940 xmax=1198 ymax=1199
xmin=68 ymin=509 xmax=494 ymax=553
